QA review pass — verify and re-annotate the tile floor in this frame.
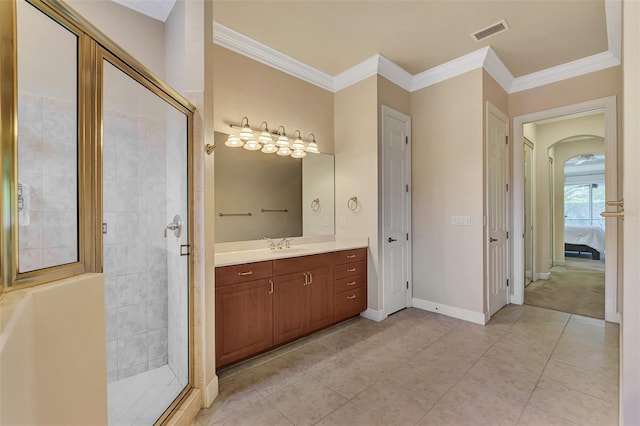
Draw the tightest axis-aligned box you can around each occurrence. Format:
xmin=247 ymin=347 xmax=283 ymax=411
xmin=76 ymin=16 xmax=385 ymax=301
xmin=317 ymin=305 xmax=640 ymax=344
xmin=108 ymin=365 xmax=184 ymax=426
xmin=195 ymin=305 xmax=619 ymax=426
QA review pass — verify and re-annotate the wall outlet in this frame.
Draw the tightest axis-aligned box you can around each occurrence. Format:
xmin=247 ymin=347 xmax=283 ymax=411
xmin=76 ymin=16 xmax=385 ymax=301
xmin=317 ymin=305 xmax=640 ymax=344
xmin=451 ymin=215 xmax=470 ymax=226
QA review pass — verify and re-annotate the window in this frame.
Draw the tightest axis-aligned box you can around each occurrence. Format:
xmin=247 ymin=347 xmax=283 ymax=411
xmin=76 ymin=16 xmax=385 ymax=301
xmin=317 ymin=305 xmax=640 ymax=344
xmin=564 ymin=183 xmax=605 ymax=229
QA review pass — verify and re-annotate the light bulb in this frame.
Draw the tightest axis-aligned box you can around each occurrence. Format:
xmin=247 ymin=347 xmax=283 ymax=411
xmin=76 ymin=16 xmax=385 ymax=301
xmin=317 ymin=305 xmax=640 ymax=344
xmin=239 ymin=125 xmax=253 ymax=141
xmin=305 ymin=142 xmax=319 ymax=153
xmin=243 ymin=139 xmax=261 ymax=150
xmin=224 ymin=135 xmax=244 ymax=147
xmin=261 ymin=143 xmax=277 ymax=154
xmin=258 ymin=131 xmax=273 ymax=144
xmin=277 ymin=146 xmax=292 ymax=156
xmin=291 ymin=149 xmax=306 ymax=159
xmin=276 ymin=135 xmax=290 ymax=148
xmin=292 ymin=137 xmax=304 ymax=150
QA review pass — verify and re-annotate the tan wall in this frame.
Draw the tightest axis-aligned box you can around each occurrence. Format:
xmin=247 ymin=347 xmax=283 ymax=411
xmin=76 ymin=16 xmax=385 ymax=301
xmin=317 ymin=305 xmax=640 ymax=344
xmin=410 ymin=69 xmax=485 ymax=314
xmin=0 ymin=274 xmax=107 ymax=425
xmin=212 ymin=46 xmax=334 ymax=154
xmin=526 ymin=114 xmax=605 ymax=272
xmin=551 ymin=138 xmax=605 ymax=263
xmin=335 ymin=76 xmax=380 ymax=310
xmin=483 ymin=71 xmax=509 ymax=114
xmin=66 ymin=0 xmax=166 ymax=78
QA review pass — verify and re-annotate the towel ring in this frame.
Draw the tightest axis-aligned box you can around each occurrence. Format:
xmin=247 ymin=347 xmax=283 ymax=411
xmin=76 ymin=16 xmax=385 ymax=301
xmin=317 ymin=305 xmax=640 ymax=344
xmin=311 ymin=198 xmax=320 ymax=212
xmin=347 ymin=196 xmax=359 ymax=212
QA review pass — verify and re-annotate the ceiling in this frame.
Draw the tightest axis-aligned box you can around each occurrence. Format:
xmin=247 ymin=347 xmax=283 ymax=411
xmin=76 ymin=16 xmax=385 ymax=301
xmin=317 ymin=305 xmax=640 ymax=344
xmin=112 ymin=0 xmax=617 ymax=90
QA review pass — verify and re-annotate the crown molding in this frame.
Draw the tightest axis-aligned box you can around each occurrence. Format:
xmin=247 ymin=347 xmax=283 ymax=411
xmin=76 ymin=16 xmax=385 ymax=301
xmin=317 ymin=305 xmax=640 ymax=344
xmin=377 ymin=55 xmax=414 ymax=92
xmin=112 ymin=0 xmax=176 ymax=21
xmin=333 ymin=55 xmax=379 ymax=92
xmin=605 ymin=0 xmax=622 ymax=60
xmin=212 ymin=22 xmax=334 ymax=92
xmin=483 ymin=47 xmax=514 ymax=93
xmin=411 ymin=47 xmax=488 ymax=92
xmin=509 ymin=51 xmax=620 ymax=93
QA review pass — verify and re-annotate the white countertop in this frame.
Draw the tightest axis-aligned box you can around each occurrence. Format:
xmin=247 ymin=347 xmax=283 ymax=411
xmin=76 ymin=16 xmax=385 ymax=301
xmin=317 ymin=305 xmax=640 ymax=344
xmin=215 ymin=236 xmax=369 ymax=267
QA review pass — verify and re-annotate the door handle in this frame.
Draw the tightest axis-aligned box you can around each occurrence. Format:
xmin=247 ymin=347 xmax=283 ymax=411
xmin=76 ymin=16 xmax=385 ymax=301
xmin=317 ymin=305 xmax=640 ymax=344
xmin=489 ymin=237 xmax=498 ymax=242
xmin=600 ymin=210 xmax=624 ymax=220
xmin=388 ymin=237 xmax=397 ymax=243
xmin=606 ymin=199 xmax=624 ymax=208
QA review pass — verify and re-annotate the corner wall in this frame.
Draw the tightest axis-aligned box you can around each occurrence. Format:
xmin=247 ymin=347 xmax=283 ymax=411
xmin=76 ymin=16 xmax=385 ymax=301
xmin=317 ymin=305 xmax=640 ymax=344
xmin=410 ymin=69 xmax=485 ymax=319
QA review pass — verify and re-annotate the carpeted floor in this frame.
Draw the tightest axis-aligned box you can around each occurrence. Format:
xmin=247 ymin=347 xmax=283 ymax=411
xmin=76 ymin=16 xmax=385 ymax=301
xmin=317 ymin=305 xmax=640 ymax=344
xmin=524 ymin=262 xmax=605 ymax=319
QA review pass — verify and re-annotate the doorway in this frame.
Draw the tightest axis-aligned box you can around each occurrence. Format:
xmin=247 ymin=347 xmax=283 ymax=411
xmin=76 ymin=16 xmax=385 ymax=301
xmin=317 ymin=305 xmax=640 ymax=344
xmin=513 ymin=97 xmax=619 ymax=323
xmin=524 ymin=139 xmax=535 ymax=286
xmin=381 ymin=106 xmax=411 ymax=316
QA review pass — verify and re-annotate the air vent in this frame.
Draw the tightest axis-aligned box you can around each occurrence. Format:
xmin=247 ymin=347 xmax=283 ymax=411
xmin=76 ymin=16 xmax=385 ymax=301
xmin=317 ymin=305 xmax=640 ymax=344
xmin=471 ymin=19 xmax=510 ymax=42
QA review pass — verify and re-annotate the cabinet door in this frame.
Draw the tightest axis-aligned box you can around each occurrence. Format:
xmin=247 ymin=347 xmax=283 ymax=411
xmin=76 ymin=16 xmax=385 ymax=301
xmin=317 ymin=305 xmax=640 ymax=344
xmin=215 ymin=278 xmax=273 ymax=367
xmin=307 ymin=266 xmax=334 ymax=332
xmin=273 ymin=272 xmax=308 ymax=345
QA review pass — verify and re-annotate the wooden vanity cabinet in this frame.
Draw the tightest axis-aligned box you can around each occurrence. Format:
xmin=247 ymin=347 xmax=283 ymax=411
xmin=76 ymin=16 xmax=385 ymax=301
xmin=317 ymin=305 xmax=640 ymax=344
xmin=273 ymin=253 xmax=333 ymax=345
xmin=333 ymin=248 xmax=368 ymax=322
xmin=215 ymin=261 xmax=273 ymax=367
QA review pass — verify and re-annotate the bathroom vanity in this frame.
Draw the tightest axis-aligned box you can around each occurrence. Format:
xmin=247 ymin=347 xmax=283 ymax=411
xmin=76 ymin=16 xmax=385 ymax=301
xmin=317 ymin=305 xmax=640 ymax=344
xmin=215 ymin=245 xmax=367 ymax=368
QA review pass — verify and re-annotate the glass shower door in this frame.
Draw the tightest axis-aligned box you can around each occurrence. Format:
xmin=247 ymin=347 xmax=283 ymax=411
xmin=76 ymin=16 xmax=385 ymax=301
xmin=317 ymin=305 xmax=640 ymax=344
xmin=101 ymin=56 xmax=191 ymax=425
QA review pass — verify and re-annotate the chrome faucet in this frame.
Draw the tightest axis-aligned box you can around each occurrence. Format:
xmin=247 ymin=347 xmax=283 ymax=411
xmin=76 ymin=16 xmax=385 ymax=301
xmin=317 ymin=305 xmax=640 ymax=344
xmin=276 ymin=237 xmax=291 ymax=249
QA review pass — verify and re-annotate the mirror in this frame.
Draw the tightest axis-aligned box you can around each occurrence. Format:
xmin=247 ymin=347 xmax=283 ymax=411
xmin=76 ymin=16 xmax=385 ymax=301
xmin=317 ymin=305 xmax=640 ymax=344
xmin=214 ymin=132 xmax=335 ymax=242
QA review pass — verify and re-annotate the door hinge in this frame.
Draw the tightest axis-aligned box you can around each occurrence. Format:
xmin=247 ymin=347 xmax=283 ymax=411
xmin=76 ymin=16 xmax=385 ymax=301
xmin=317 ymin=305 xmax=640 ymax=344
xmin=406 ymin=184 xmax=409 ymax=193
xmin=506 ymin=279 xmax=509 ymax=287
xmin=406 ymin=233 xmax=409 ymax=241
xmin=102 ymin=222 xmax=107 ymax=235
xmin=505 ymin=135 xmax=509 ymax=145
xmin=522 ymin=232 xmax=525 ymax=238
xmin=180 ymin=244 xmax=191 ymax=256
xmin=406 ymin=281 xmax=409 ymax=290
xmin=506 ymin=231 xmax=509 ymax=239
xmin=506 ymin=183 xmax=509 ymax=192
xmin=405 ymin=136 xmax=408 ymax=145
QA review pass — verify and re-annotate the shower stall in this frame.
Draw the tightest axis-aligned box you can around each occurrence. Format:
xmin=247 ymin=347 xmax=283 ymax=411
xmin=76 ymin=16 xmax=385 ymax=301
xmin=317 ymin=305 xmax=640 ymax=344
xmin=6 ymin=0 xmax=194 ymax=424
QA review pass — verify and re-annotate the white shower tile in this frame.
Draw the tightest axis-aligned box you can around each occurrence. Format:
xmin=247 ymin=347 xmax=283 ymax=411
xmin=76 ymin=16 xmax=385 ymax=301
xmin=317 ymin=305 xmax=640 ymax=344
xmin=107 ymin=340 xmax=118 ymax=374
xmin=117 ymin=362 xmax=149 ymax=382
xmin=42 ymin=139 xmax=76 ymax=177
xmin=116 ymin=178 xmax=145 ymax=212
xmin=148 ymin=357 xmax=168 ymax=370
xmin=117 ymin=148 xmax=145 ymax=181
xmin=42 ymin=211 xmax=77 ymax=248
xmin=116 ymin=212 xmax=147 ymax=243
xmin=103 ymin=143 xmax=116 ymax=180
xmin=116 ymin=243 xmax=147 ymax=275
xmin=147 ymin=299 xmax=168 ymax=331
xmin=43 ymin=97 xmax=76 ymax=144
xmin=42 ymin=175 xmax=76 ymax=212
xmin=148 ymin=328 xmax=168 ymax=361
xmin=147 ymin=272 xmax=168 ymax=301
xmin=105 ymin=277 xmax=118 ymax=309
xmin=146 ymin=211 xmax=167 ymax=243
xmin=103 ymin=244 xmax=118 ymax=277
xmin=118 ymin=304 xmax=148 ymax=338
xmin=116 ymin=116 xmax=140 ymax=153
xmin=18 ymin=136 xmax=43 ymax=177
xmin=18 ymin=92 xmax=42 ymax=140
xmin=42 ymin=246 xmax=77 ymax=267
xmin=17 ymin=174 xmax=43 ymax=212
xmin=103 ymin=178 xmax=119 ymax=213
xmin=118 ymin=334 xmax=147 ymax=371
xmin=117 ymin=273 xmax=147 ymax=306
xmin=105 ymin=308 xmax=118 ymax=342
xmin=18 ymin=248 xmax=43 ymax=273
xmin=18 ymin=211 xmax=43 ymax=249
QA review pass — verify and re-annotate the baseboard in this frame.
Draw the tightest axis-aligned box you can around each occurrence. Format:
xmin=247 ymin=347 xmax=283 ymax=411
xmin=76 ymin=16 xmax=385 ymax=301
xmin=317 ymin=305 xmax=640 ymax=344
xmin=360 ymin=308 xmax=386 ymax=322
xmin=554 ymin=259 xmax=566 ymax=266
xmin=537 ymin=272 xmax=551 ymax=280
xmin=203 ymin=375 xmax=219 ymax=408
xmin=412 ymin=297 xmax=487 ymax=325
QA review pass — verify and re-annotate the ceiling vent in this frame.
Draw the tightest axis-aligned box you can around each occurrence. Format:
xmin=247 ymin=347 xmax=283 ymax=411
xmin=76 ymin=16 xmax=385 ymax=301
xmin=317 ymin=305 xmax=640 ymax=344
xmin=471 ymin=19 xmax=510 ymax=42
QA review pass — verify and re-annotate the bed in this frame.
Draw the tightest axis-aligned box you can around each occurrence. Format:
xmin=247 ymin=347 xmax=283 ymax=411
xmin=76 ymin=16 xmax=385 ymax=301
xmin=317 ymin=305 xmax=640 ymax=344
xmin=564 ymin=225 xmax=606 ymax=260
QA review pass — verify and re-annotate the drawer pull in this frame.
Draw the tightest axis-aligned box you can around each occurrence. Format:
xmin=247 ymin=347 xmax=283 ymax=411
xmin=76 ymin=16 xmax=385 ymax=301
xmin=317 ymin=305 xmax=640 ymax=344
xmin=346 ymin=268 xmax=357 ymax=272
xmin=238 ymin=271 xmax=253 ymax=276
xmin=268 ymin=280 xmax=274 ymax=294
xmin=347 ymin=295 xmax=357 ymax=300
xmin=347 ymin=254 xmax=356 ymax=259
xmin=346 ymin=281 xmax=356 ymax=286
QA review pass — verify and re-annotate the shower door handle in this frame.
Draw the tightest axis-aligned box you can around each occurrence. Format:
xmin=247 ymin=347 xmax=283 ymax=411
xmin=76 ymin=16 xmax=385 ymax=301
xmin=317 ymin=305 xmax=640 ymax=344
xmin=164 ymin=214 xmax=183 ymax=238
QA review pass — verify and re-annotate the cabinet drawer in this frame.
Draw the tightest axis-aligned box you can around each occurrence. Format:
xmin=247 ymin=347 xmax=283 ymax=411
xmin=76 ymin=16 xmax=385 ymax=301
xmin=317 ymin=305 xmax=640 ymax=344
xmin=334 ymin=260 xmax=366 ymax=279
xmin=215 ymin=261 xmax=273 ymax=287
xmin=333 ymin=248 xmax=367 ymax=265
xmin=273 ymin=253 xmax=333 ymax=276
xmin=334 ymin=287 xmax=367 ymax=323
xmin=333 ymin=274 xmax=366 ymax=294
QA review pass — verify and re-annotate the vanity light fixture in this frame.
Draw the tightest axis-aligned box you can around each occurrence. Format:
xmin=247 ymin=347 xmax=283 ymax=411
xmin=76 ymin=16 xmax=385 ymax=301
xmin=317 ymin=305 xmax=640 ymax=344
xmin=227 ymin=117 xmax=320 ymax=159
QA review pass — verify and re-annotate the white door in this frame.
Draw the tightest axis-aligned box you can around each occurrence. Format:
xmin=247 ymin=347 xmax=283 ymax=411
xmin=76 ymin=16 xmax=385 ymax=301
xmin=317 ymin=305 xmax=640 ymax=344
xmin=382 ymin=106 xmax=411 ymax=316
xmin=487 ymin=102 xmax=509 ymax=316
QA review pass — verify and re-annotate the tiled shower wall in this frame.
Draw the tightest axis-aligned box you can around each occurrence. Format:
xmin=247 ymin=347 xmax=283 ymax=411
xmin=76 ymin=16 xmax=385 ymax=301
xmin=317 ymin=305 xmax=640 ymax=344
xmin=103 ymin=109 xmax=169 ymax=382
xmin=17 ymin=92 xmax=78 ymax=272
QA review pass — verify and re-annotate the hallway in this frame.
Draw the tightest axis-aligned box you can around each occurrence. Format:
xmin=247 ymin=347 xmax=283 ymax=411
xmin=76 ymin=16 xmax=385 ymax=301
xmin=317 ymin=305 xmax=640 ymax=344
xmin=195 ymin=306 xmax=618 ymax=426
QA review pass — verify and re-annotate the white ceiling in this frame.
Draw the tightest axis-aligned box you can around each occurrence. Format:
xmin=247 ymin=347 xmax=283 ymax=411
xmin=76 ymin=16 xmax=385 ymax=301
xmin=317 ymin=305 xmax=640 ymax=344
xmin=112 ymin=0 xmax=621 ymax=94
